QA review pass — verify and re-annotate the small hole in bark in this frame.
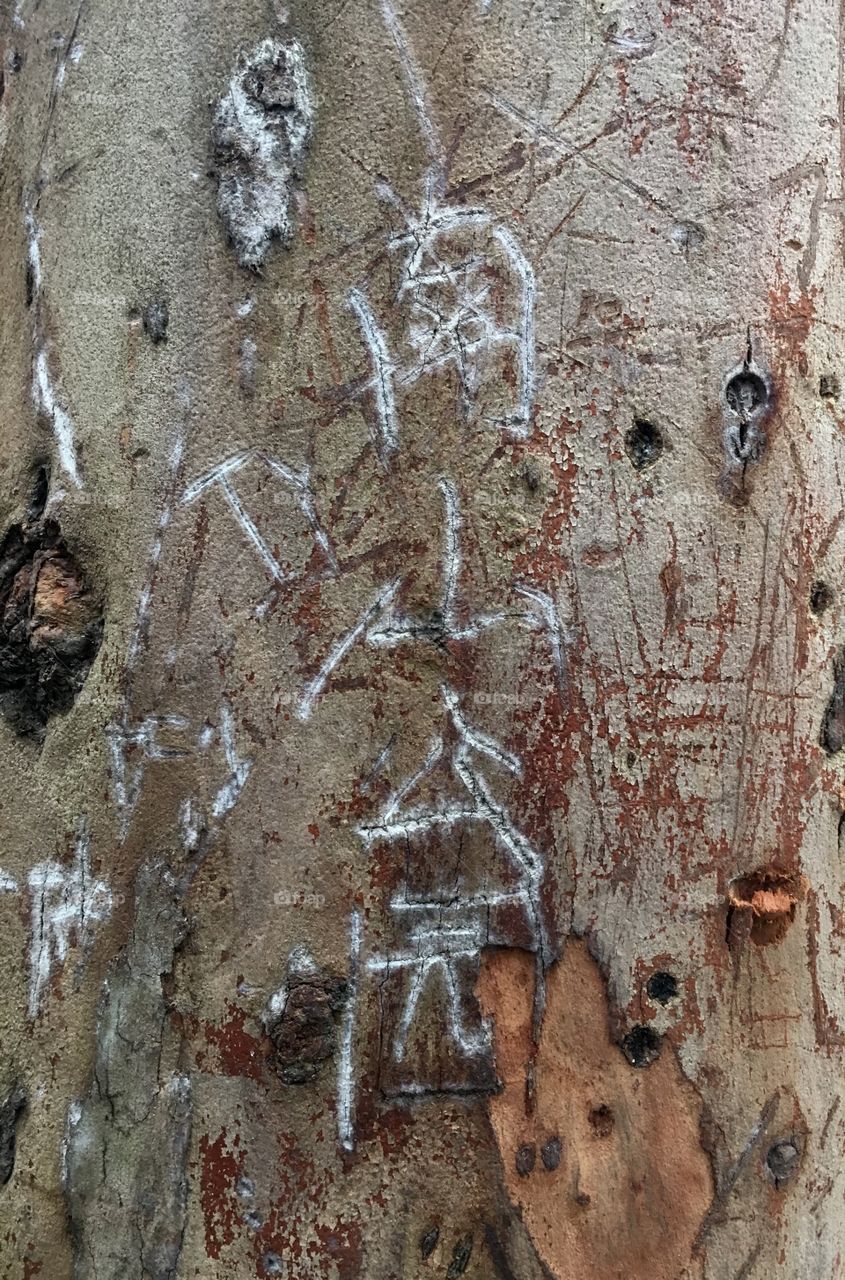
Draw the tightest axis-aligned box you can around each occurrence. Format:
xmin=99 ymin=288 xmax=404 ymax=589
xmin=624 ymin=418 xmax=664 ymax=470
xmin=588 ymin=1104 xmax=615 ymax=1137
xmin=765 ymin=1138 xmax=801 ymax=1188
xmin=420 ymin=1226 xmax=439 ymax=1259
xmin=725 ymin=370 xmax=767 ymax=418
xmin=540 ymin=1136 xmax=562 ymax=1170
xmin=515 ymin=1143 xmax=536 ymax=1176
xmin=810 ymin=581 xmax=834 ymax=616
xmin=446 ymin=1236 xmax=473 ymax=1278
xmin=724 ymin=368 xmax=770 ymax=463
xmin=819 ymin=374 xmax=840 ymax=400
xmin=646 ymin=970 xmax=678 ymax=1005
xmin=621 ymin=1024 xmax=661 ymax=1067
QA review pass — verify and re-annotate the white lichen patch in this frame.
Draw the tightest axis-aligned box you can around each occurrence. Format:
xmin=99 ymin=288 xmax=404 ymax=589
xmin=212 ymin=37 xmax=313 ymax=270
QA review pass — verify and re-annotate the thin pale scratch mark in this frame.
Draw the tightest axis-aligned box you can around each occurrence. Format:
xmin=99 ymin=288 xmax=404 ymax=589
xmin=297 ymin=577 xmax=402 ymax=720
xmin=380 ymin=0 xmax=441 ymax=168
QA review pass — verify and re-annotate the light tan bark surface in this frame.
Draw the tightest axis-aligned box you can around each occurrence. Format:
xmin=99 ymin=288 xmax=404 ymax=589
xmin=0 ymin=0 xmax=842 ymax=1276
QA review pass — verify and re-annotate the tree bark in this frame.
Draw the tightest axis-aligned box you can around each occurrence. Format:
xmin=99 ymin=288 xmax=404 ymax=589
xmin=0 ymin=0 xmax=841 ymax=1276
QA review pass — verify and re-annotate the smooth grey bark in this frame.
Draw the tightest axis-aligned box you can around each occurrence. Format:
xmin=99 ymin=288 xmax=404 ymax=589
xmin=0 ymin=1 xmax=843 ymax=1277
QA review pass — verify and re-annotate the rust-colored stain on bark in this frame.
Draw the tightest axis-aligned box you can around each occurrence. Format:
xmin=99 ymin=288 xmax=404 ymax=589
xmin=198 ymin=1129 xmax=246 ymax=1259
xmin=477 ymin=942 xmax=712 ymax=1280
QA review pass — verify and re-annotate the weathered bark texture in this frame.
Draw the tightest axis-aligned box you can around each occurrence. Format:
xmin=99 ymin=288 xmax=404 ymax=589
xmin=0 ymin=0 xmax=842 ymax=1276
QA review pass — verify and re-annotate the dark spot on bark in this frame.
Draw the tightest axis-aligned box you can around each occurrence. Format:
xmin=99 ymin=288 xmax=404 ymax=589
xmin=522 ymin=458 xmax=541 ymax=493
xmin=420 ymin=1226 xmax=439 ymax=1259
xmin=725 ymin=370 xmax=767 ymax=418
xmin=646 ymin=970 xmax=678 ymax=1005
xmin=142 ymin=298 xmax=169 ymax=344
xmin=262 ymin=1252 xmax=284 ymax=1276
xmin=588 ymin=1104 xmax=615 ymax=1137
xmin=0 ymin=1083 xmax=26 ymax=1186
xmin=620 ymin=1024 xmax=661 ymax=1067
xmin=765 ymin=1138 xmax=801 ymax=1188
xmin=811 ymin=581 xmax=834 ymax=616
xmin=624 ymin=418 xmax=663 ymax=470
xmin=27 ymin=466 xmax=49 ymax=523
xmin=822 ymin=649 xmax=845 ymax=754
xmin=267 ymin=972 xmax=347 ymax=1084
xmin=446 ymin=1235 xmax=473 ymax=1278
xmin=727 ymin=869 xmax=802 ymax=946
xmin=724 ymin=368 xmax=769 ymax=464
xmin=671 ymin=221 xmax=704 ymax=251
xmin=515 ymin=1143 xmax=536 ymax=1176
xmin=819 ymin=373 xmax=840 ymax=399
xmin=540 ymin=1136 xmax=562 ymax=1170
xmin=0 ymin=479 xmax=103 ymax=740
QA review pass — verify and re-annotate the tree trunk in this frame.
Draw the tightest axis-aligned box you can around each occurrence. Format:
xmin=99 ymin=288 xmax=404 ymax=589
xmin=0 ymin=0 xmax=840 ymax=1276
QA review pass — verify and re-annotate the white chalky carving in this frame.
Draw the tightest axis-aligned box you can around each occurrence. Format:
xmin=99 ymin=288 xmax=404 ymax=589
xmin=210 ymin=702 xmax=253 ymax=821
xmin=351 ymin=2 xmax=536 ymax=448
xmin=296 ymin=577 xmax=402 ymax=721
xmin=27 ymin=822 xmax=112 ymax=1018
xmin=368 ymin=478 xmax=506 ymax=646
xmin=182 ymin=450 xmax=336 ymax=587
xmin=358 ymin=685 xmax=545 ymax=935
xmin=349 ymin=685 xmax=546 ymax=1106
xmin=107 ymin=713 xmax=192 ymax=840
xmin=367 ymin=897 xmax=493 ymax=1064
xmin=26 ymin=205 xmax=82 ymax=488
xmin=367 ymin=478 xmax=567 ymax=682
xmin=109 ymin=702 xmax=252 ymax=848
xmin=24 ymin=18 xmax=86 ymax=487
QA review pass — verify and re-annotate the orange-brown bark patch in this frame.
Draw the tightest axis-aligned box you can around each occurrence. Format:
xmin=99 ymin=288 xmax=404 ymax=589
xmin=477 ymin=942 xmax=712 ymax=1280
xmin=727 ymin=870 xmax=804 ymax=946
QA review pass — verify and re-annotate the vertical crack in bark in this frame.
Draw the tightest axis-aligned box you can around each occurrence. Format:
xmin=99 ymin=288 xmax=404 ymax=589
xmin=63 ymin=863 xmax=191 ymax=1280
xmin=0 ymin=1082 xmax=26 ymax=1187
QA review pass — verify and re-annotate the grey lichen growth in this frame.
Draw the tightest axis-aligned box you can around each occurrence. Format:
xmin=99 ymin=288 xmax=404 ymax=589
xmin=212 ymin=36 xmax=313 ymax=270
